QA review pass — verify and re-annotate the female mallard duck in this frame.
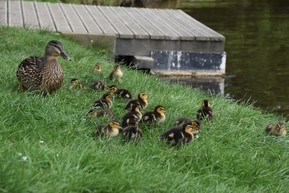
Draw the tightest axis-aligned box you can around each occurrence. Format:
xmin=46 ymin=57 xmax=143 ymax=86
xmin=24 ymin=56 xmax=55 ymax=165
xmin=159 ymin=122 xmax=200 ymax=146
xmin=141 ymin=105 xmax=166 ymax=125
xmin=122 ymin=125 xmax=143 ymax=142
xmin=196 ymin=100 xmax=213 ymax=121
xmin=92 ymin=120 xmax=121 ymax=139
xmin=265 ymin=123 xmax=287 ymax=137
xmin=124 ymin=92 xmax=148 ymax=110
xmin=108 ymin=64 xmax=123 ymax=81
xmin=16 ymin=40 xmax=70 ymax=94
xmin=121 ymin=103 xmax=142 ymax=128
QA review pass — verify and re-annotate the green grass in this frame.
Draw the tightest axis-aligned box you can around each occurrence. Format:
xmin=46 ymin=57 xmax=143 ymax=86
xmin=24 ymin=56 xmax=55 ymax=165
xmin=1 ymin=26 xmax=289 ymax=193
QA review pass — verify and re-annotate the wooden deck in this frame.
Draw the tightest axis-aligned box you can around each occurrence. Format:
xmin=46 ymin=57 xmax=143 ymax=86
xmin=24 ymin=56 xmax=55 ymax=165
xmin=0 ymin=0 xmax=226 ymax=74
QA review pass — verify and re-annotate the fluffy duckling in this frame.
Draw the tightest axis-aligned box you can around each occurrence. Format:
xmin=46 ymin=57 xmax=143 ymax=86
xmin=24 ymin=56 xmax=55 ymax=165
xmin=122 ymin=125 xmax=143 ymax=142
xmin=265 ymin=123 xmax=287 ymax=137
xmin=69 ymin=78 xmax=85 ymax=90
xmin=108 ymin=64 xmax=123 ymax=81
xmin=87 ymin=108 xmax=115 ymax=119
xmin=124 ymin=92 xmax=148 ymax=110
xmin=159 ymin=122 xmax=199 ymax=146
xmin=93 ymin=120 xmax=121 ymax=139
xmin=93 ymin=63 xmax=102 ymax=73
xmin=196 ymin=100 xmax=213 ymax=121
xmin=121 ymin=104 xmax=142 ymax=128
xmin=93 ymin=93 xmax=113 ymax=109
xmin=107 ymin=85 xmax=118 ymax=96
xmin=16 ymin=40 xmax=70 ymax=94
xmin=116 ymin=88 xmax=132 ymax=99
xmin=91 ymin=80 xmax=107 ymax=91
xmin=174 ymin=117 xmax=191 ymax=126
xmin=141 ymin=105 xmax=166 ymax=125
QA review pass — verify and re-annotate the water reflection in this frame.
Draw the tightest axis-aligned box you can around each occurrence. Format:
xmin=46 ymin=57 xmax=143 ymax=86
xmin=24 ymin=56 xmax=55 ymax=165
xmin=153 ymin=0 xmax=289 ymax=117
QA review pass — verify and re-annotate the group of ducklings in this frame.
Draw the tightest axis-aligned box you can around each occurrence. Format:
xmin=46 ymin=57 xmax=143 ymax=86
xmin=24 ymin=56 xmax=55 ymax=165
xmin=16 ymin=40 xmax=287 ymax=147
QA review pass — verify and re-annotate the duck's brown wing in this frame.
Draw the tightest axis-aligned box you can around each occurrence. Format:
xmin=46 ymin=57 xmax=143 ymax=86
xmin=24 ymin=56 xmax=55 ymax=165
xmin=16 ymin=56 xmax=43 ymax=90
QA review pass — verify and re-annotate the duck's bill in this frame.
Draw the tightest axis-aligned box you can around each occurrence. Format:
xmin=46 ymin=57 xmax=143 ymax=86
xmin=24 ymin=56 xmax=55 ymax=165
xmin=61 ymin=51 xmax=71 ymax=61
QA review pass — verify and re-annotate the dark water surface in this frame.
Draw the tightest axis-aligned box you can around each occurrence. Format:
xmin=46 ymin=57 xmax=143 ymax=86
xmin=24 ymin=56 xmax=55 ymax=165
xmin=151 ymin=0 xmax=289 ymax=117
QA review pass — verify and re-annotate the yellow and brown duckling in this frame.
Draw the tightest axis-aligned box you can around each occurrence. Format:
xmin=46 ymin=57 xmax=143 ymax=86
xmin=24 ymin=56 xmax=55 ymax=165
xmin=108 ymin=85 xmax=132 ymax=100
xmin=106 ymin=85 xmax=118 ymax=96
xmin=91 ymin=80 xmax=107 ymax=91
xmin=16 ymin=40 xmax=71 ymax=94
xmin=124 ymin=92 xmax=148 ymax=110
xmin=265 ymin=123 xmax=287 ymax=137
xmin=69 ymin=78 xmax=85 ymax=90
xmin=93 ymin=93 xmax=113 ymax=109
xmin=87 ymin=108 xmax=115 ymax=119
xmin=196 ymin=100 xmax=213 ymax=121
xmin=159 ymin=122 xmax=200 ymax=146
xmin=122 ymin=125 xmax=143 ymax=142
xmin=174 ymin=117 xmax=191 ymax=127
xmin=141 ymin=105 xmax=166 ymax=125
xmin=121 ymin=103 xmax=142 ymax=128
xmin=93 ymin=63 xmax=102 ymax=73
xmin=93 ymin=120 xmax=121 ymax=139
xmin=108 ymin=64 xmax=123 ymax=81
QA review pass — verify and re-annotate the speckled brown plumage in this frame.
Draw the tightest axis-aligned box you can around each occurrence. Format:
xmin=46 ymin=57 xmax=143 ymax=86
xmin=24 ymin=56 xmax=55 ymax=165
xmin=16 ymin=40 xmax=70 ymax=94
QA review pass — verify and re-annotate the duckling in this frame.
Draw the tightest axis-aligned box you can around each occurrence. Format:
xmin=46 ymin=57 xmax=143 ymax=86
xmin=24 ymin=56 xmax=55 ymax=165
xmin=93 ymin=63 xmax=102 ymax=73
xmin=108 ymin=64 xmax=123 ymax=81
xmin=93 ymin=93 xmax=113 ymax=109
xmin=175 ymin=118 xmax=201 ymax=131
xmin=121 ymin=104 xmax=142 ymax=128
xmin=196 ymin=100 xmax=213 ymax=121
xmin=91 ymin=80 xmax=107 ymax=91
xmin=107 ymin=85 xmax=118 ymax=96
xmin=93 ymin=120 xmax=121 ymax=139
xmin=87 ymin=108 xmax=115 ymax=119
xmin=265 ymin=123 xmax=287 ymax=137
xmin=69 ymin=78 xmax=85 ymax=90
xmin=159 ymin=122 xmax=199 ymax=146
xmin=122 ymin=125 xmax=143 ymax=142
xmin=16 ymin=40 xmax=71 ymax=94
xmin=141 ymin=105 xmax=166 ymax=125
xmin=124 ymin=92 xmax=148 ymax=110
xmin=108 ymin=85 xmax=132 ymax=100
xmin=174 ymin=117 xmax=191 ymax=127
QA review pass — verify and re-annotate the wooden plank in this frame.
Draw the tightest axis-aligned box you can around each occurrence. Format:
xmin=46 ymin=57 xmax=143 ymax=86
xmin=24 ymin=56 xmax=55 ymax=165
xmin=60 ymin=3 xmax=87 ymax=33
xmin=158 ymin=9 xmax=209 ymax=41
xmin=22 ymin=1 xmax=39 ymax=29
xmin=121 ymin=7 xmax=165 ymax=40
xmin=8 ymin=0 xmax=23 ymax=27
xmin=0 ymin=0 xmax=7 ymax=26
xmin=175 ymin=10 xmax=225 ymax=41
xmin=133 ymin=8 xmax=180 ymax=40
xmin=97 ymin=6 xmax=134 ymax=38
xmin=110 ymin=7 xmax=149 ymax=39
xmin=145 ymin=8 xmax=195 ymax=41
xmin=85 ymin=5 xmax=117 ymax=36
xmin=71 ymin=4 xmax=103 ymax=34
xmin=47 ymin=2 xmax=71 ymax=33
xmin=34 ymin=2 xmax=56 ymax=31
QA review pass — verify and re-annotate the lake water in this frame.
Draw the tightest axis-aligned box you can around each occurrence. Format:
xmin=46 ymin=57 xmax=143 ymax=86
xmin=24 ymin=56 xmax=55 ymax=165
xmin=146 ymin=0 xmax=289 ymax=118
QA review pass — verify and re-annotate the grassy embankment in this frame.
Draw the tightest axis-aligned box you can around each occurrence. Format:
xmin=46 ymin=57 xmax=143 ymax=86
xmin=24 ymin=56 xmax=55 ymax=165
xmin=0 ymin=27 xmax=289 ymax=193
